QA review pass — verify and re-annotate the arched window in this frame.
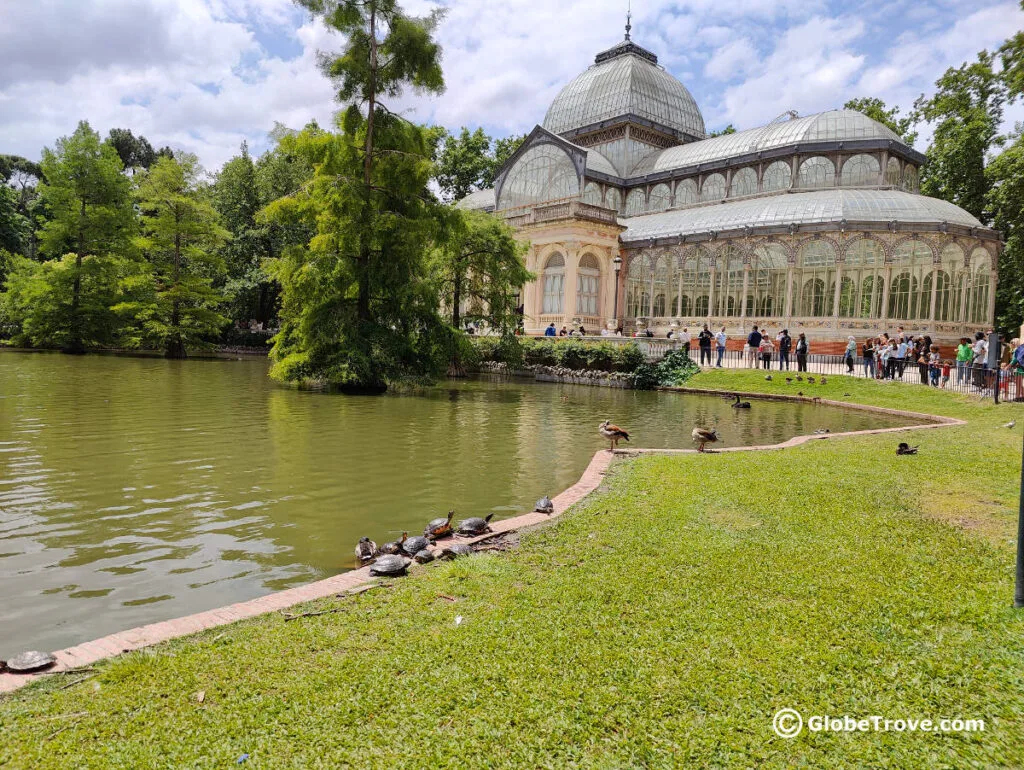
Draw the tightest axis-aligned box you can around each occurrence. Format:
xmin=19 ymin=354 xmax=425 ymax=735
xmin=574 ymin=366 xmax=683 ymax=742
xmin=605 ymin=188 xmax=621 ymax=213
xmin=885 ymin=158 xmax=901 ymax=186
xmin=541 ymin=253 xmax=565 ymax=314
xmin=626 ymin=253 xmax=652 ymax=318
xmin=581 ymin=182 xmax=602 ymax=206
xmin=749 ymin=243 xmax=787 ymax=318
xmin=796 ymin=240 xmax=837 ymax=316
xmin=648 ymin=184 xmax=671 ymax=212
xmin=576 ymin=254 xmax=600 ymax=316
xmin=679 ymin=250 xmax=712 ymax=318
xmin=731 ymin=168 xmax=758 ymax=198
xmin=889 ymin=240 xmax=933 ymax=320
xmin=842 ymin=154 xmax=880 ymax=186
xmin=675 ymin=179 xmax=698 ymax=205
xmin=937 ymin=244 xmax=964 ymax=322
xmin=652 ymin=255 xmax=670 ymax=318
xmin=969 ymin=247 xmax=992 ymax=324
xmin=714 ymin=248 xmax=744 ymax=317
xmin=837 ymin=277 xmax=857 ymax=316
xmin=797 ymin=156 xmax=835 ymax=189
xmin=700 ymin=173 xmax=726 ymax=201
xmin=624 ymin=189 xmax=646 ymax=217
xmin=903 ymin=166 xmax=919 ymax=193
xmin=762 ymin=161 xmax=791 ymax=193
xmin=498 ymin=144 xmax=579 ymax=209
xmin=844 ymin=238 xmax=884 ymax=318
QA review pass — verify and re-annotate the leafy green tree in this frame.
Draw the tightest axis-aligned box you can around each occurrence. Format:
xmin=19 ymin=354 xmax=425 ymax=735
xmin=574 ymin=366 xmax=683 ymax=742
xmin=268 ymin=0 xmax=447 ymax=391
xmin=431 ymin=207 xmax=531 ymax=332
xmin=915 ymin=53 xmax=1005 ymax=222
xmin=0 ymin=185 xmax=29 ymax=254
xmin=35 ymin=120 xmax=137 ymax=352
xmin=106 ymin=128 xmax=158 ymax=173
xmin=435 ymin=127 xmax=492 ymax=202
xmin=999 ymin=9 xmax=1024 ymax=100
xmin=843 ymin=97 xmax=918 ymax=144
xmin=987 ymin=131 xmax=1024 ymax=334
xmin=482 ymin=133 xmax=526 ymax=189
xmin=1 ymin=155 xmax=45 ymax=258
xmin=708 ymin=124 xmax=737 ymax=137
xmin=118 ymin=154 xmax=229 ymax=358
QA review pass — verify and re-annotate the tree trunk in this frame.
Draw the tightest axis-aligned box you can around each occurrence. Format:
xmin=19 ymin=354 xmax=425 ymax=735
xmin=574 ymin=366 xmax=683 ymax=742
xmin=447 ymin=268 xmax=467 ymax=377
xmin=166 ymin=225 xmax=186 ymax=359
xmin=64 ymin=198 xmax=87 ymax=355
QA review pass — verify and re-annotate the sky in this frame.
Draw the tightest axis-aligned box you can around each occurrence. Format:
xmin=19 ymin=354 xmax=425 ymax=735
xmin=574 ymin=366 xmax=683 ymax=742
xmin=1 ymin=0 xmax=1022 ymax=172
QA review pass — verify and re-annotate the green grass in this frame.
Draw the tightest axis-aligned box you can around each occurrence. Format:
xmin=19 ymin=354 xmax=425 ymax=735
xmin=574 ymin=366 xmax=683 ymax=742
xmin=3 ymin=371 xmax=1024 ymax=768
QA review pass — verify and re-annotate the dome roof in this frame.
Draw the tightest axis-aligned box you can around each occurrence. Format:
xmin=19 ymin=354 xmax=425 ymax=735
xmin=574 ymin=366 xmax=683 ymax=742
xmin=631 ymin=110 xmax=906 ymax=176
xmin=542 ymin=40 xmax=705 ymax=140
xmin=620 ymin=189 xmax=983 ymax=243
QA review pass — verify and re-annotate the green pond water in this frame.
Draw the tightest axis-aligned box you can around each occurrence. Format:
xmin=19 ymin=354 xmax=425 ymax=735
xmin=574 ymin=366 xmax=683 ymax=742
xmin=0 ymin=353 xmax=920 ymax=653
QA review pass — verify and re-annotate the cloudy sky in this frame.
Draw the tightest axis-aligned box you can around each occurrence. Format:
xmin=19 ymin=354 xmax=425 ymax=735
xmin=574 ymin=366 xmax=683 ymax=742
xmin=1 ymin=0 xmax=1021 ymax=171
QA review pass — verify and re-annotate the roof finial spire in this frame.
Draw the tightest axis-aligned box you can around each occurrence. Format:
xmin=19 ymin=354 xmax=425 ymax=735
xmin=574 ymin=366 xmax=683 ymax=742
xmin=625 ymin=1 xmax=632 ymax=41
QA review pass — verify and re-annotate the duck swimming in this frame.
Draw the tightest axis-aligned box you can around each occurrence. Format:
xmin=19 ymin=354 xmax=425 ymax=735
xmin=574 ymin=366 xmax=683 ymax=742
xmin=731 ymin=394 xmax=751 ymax=409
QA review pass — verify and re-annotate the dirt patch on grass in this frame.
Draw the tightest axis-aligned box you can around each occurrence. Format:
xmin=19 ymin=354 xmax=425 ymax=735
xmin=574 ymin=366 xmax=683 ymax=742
xmin=706 ymin=507 xmax=762 ymax=532
xmin=918 ymin=491 xmax=1016 ymax=548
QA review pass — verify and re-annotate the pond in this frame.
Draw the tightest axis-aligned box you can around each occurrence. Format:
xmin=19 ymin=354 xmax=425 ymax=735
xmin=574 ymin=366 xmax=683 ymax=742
xmin=0 ymin=353 xmax=919 ymax=652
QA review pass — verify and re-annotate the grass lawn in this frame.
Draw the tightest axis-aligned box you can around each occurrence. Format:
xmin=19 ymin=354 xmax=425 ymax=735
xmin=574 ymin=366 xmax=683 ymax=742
xmin=2 ymin=371 xmax=1024 ymax=768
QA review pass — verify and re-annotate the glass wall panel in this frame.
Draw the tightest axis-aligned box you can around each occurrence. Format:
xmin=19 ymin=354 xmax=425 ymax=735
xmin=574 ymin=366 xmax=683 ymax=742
xmin=542 ymin=253 xmax=565 ymax=314
xmin=796 ymin=240 xmax=837 ymax=316
xmin=625 ymin=253 xmax=651 ymax=318
xmin=581 ymin=182 xmax=603 ymax=206
xmin=675 ymin=179 xmax=698 ymax=205
xmin=652 ymin=255 xmax=669 ymax=317
xmin=844 ymin=238 xmax=884 ymax=318
xmin=903 ymin=166 xmax=919 ymax=193
xmin=498 ymin=144 xmax=579 ymax=209
xmin=969 ymin=247 xmax=991 ymax=324
xmin=701 ymin=173 xmax=727 ymax=201
xmin=889 ymin=240 xmax=933 ymax=320
xmin=576 ymin=254 xmax=600 ymax=316
xmin=648 ymin=183 xmax=671 ymax=212
xmin=797 ymin=156 xmax=835 ymax=189
xmin=679 ymin=249 xmax=712 ymax=317
xmin=713 ymin=247 xmax=744 ymax=317
xmin=624 ymin=189 xmax=646 ymax=217
xmin=885 ymin=158 xmax=901 ymax=186
xmin=730 ymin=167 xmax=758 ymax=198
xmin=762 ymin=161 xmax=791 ymax=192
xmin=842 ymin=154 xmax=880 ymax=186
xmin=937 ymin=244 xmax=964 ymax=322
xmin=749 ymin=243 xmax=788 ymax=318
xmin=605 ymin=188 xmax=621 ymax=213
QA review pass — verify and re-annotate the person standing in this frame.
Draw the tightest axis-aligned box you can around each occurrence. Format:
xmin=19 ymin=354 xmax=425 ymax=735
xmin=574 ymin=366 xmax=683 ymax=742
xmin=679 ymin=327 xmax=692 ymax=357
xmin=544 ymin=323 xmax=557 ymax=337
xmin=759 ymin=333 xmax=774 ymax=370
xmin=795 ymin=333 xmax=809 ymax=372
xmin=746 ymin=325 xmax=762 ymax=369
xmin=862 ymin=338 xmax=875 ymax=378
xmin=894 ymin=337 xmax=908 ymax=379
xmin=698 ymin=324 xmax=714 ymax=366
xmin=715 ymin=326 xmax=727 ymax=368
xmin=778 ymin=329 xmax=792 ymax=371
xmin=956 ymin=337 xmax=972 ymax=384
xmin=972 ymin=331 xmax=988 ymax=389
xmin=844 ymin=336 xmax=856 ymax=374
xmin=929 ymin=346 xmax=941 ymax=387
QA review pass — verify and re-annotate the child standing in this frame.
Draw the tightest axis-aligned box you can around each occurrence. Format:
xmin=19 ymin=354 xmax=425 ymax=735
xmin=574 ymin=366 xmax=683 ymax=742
xmin=940 ymin=359 xmax=951 ymax=389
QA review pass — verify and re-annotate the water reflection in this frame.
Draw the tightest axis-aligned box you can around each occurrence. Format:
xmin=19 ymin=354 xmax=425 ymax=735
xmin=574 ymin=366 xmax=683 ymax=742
xmin=0 ymin=353 xmax=916 ymax=652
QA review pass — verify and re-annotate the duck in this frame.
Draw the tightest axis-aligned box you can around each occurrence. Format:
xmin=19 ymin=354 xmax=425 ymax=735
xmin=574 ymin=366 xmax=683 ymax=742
xmin=813 ymin=428 xmax=830 ymax=434
xmin=599 ymin=420 xmax=631 ymax=451
xmin=355 ymin=536 xmax=378 ymax=563
xmin=896 ymin=442 xmax=919 ymax=456
xmin=731 ymin=394 xmax=751 ymax=409
xmin=807 ymin=376 xmax=816 ymax=384
xmin=692 ymin=427 xmax=720 ymax=453
xmin=1004 ymin=420 xmax=1016 ymax=429
xmin=785 ymin=377 xmax=793 ymax=384
xmin=765 ymin=375 xmax=772 ymax=381
xmin=820 ymin=376 xmax=828 ymax=385
xmin=795 ymin=375 xmax=803 ymax=382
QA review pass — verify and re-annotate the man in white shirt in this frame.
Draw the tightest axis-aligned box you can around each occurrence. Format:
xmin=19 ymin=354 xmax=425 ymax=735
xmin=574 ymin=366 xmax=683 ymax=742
xmin=715 ymin=327 xmax=727 ymax=368
xmin=972 ymin=332 xmax=989 ymax=388
xmin=679 ymin=328 xmax=692 ymax=355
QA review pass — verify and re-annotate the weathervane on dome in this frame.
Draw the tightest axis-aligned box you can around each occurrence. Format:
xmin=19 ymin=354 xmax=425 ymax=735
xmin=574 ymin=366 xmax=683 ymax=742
xmin=625 ymin=3 xmax=632 ymax=41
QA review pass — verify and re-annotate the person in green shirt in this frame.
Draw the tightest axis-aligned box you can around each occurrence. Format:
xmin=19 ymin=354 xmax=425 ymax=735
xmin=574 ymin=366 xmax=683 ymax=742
xmin=956 ymin=337 xmax=973 ymax=384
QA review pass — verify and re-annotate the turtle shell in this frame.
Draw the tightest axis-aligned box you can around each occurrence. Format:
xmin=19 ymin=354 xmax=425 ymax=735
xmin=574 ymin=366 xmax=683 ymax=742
xmin=456 ymin=515 xmax=493 ymax=536
xmin=401 ymin=535 xmax=429 ymax=555
xmin=424 ymin=517 xmax=453 ymax=538
xmin=413 ymin=548 xmax=435 ymax=564
xmin=439 ymin=543 xmax=474 ymax=559
xmin=369 ymin=555 xmax=409 ymax=576
xmin=535 ymin=496 xmax=554 ymax=513
xmin=379 ymin=539 xmax=404 ymax=555
xmin=6 ymin=650 xmax=56 ymax=673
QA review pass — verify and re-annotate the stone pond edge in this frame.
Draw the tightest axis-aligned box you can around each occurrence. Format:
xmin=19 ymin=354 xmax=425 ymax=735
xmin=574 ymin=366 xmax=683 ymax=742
xmin=0 ymin=394 xmax=965 ymax=695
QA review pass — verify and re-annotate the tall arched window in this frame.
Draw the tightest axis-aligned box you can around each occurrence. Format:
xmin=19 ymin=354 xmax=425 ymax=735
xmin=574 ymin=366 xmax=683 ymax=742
xmin=796 ymin=240 xmax=837 ymax=316
xmin=731 ymin=168 xmax=758 ymax=197
xmin=837 ymin=277 xmax=857 ymax=316
xmin=749 ymin=243 xmax=788 ymax=317
xmin=624 ymin=189 xmax=646 ymax=216
xmin=889 ymin=240 xmax=933 ymax=320
xmin=626 ymin=253 xmax=651 ymax=318
xmin=581 ymin=182 xmax=602 ymax=206
xmin=885 ymin=158 xmax=901 ymax=186
xmin=762 ymin=161 xmax=791 ymax=193
xmin=842 ymin=154 xmax=880 ymax=186
xmin=541 ymin=253 xmax=565 ymax=314
xmin=714 ymin=248 xmax=744 ymax=317
xmin=648 ymin=183 xmax=671 ymax=212
xmin=701 ymin=173 xmax=727 ymax=201
xmin=576 ymin=254 xmax=600 ymax=316
xmin=605 ymin=188 xmax=621 ymax=213
xmin=675 ymin=179 xmax=698 ymax=205
xmin=498 ymin=144 xmax=579 ymax=209
xmin=969 ymin=247 xmax=992 ymax=324
xmin=797 ymin=156 xmax=835 ymax=189
xmin=937 ymin=243 xmax=964 ymax=322
xmin=652 ymin=255 xmax=669 ymax=317
xmin=903 ymin=166 xmax=919 ymax=193
xmin=844 ymin=238 xmax=884 ymax=318
xmin=679 ymin=250 xmax=712 ymax=318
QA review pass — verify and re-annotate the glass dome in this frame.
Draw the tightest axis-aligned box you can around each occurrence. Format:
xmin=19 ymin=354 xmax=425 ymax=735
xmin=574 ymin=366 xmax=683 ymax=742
xmin=542 ymin=41 xmax=705 ymax=139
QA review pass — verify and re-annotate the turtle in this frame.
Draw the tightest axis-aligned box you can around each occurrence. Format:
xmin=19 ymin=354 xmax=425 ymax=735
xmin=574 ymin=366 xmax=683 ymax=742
xmin=438 ymin=543 xmax=474 ymax=560
xmin=6 ymin=650 xmax=56 ymax=674
xmin=413 ymin=548 xmax=435 ymax=564
xmin=354 ymin=536 xmax=378 ymax=563
xmin=401 ymin=534 xmax=430 ymax=556
xmin=369 ymin=555 xmax=410 ymax=576
xmin=424 ymin=511 xmax=455 ymax=540
xmin=535 ymin=495 xmax=554 ymax=514
xmin=457 ymin=513 xmax=494 ymax=537
xmin=379 ymin=532 xmax=408 ymax=555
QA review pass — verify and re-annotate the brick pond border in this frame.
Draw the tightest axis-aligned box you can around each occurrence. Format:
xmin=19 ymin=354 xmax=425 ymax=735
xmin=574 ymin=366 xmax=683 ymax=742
xmin=0 ymin=393 xmax=964 ymax=695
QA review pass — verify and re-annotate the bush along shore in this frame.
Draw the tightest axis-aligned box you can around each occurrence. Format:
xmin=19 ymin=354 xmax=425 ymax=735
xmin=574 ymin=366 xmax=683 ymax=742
xmin=2 ymin=371 xmax=1023 ymax=768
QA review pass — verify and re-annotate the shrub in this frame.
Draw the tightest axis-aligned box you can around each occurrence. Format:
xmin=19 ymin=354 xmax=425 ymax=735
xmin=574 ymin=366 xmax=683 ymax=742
xmin=656 ymin=349 xmax=700 ymax=386
xmin=614 ymin=343 xmax=646 ymax=373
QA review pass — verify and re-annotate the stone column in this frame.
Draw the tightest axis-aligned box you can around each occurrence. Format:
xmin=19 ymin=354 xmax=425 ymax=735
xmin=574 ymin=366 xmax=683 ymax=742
xmin=881 ymin=265 xmax=892 ymax=327
xmin=676 ymin=269 xmax=684 ymax=317
xmin=563 ymin=245 xmax=580 ymax=324
xmin=928 ymin=267 xmax=939 ymax=323
xmin=831 ymin=263 xmax=843 ymax=322
xmin=707 ymin=267 xmax=717 ymax=320
xmin=739 ymin=266 xmax=750 ymax=320
xmin=784 ymin=265 xmax=794 ymax=321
